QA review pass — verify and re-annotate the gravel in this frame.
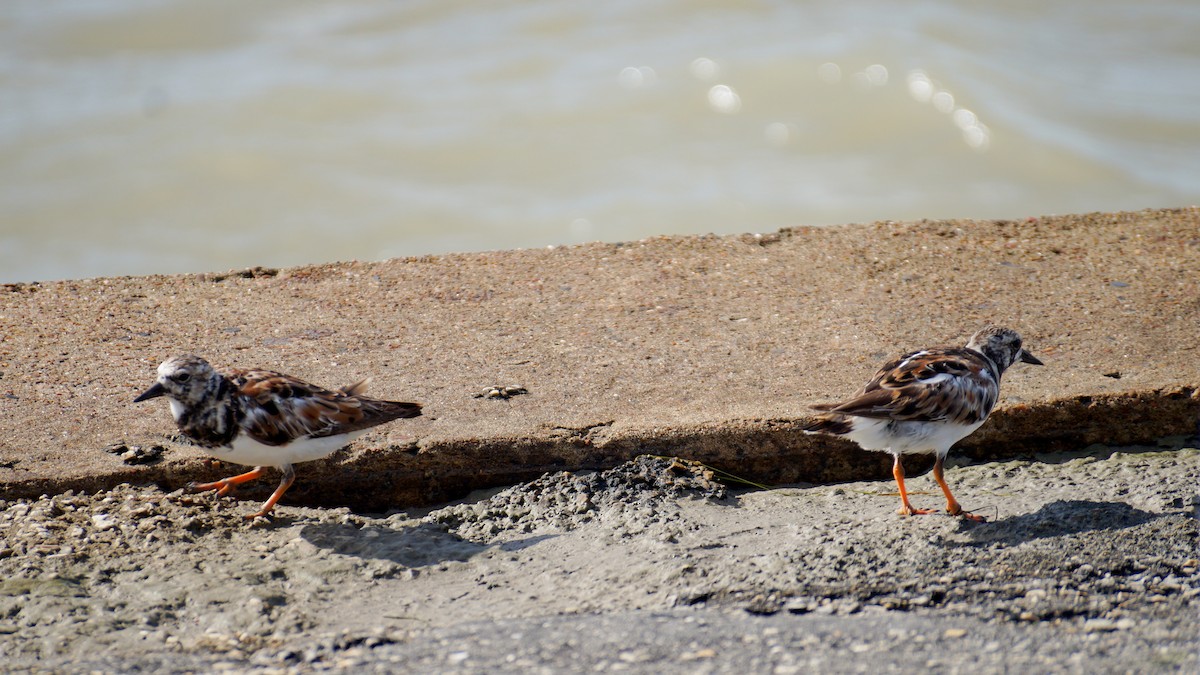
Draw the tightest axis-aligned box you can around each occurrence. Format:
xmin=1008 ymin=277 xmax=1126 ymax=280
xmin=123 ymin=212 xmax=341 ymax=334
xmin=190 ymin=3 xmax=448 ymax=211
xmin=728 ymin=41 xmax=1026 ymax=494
xmin=0 ymin=442 xmax=1196 ymax=672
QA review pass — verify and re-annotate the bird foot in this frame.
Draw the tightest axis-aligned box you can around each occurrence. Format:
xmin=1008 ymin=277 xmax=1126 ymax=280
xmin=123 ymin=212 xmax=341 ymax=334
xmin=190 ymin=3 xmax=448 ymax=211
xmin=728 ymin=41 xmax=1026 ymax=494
xmin=951 ymin=508 xmax=987 ymax=523
xmin=897 ymin=506 xmax=938 ymax=516
xmin=188 ymin=479 xmax=236 ymax=497
xmin=946 ymin=503 xmax=987 ymax=522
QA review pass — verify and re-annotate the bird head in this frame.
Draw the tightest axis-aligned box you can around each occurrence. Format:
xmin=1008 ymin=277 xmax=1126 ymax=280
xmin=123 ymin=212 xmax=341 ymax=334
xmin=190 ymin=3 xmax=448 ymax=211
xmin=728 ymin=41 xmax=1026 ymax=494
xmin=967 ymin=325 xmax=1043 ymax=373
xmin=134 ymin=354 xmax=222 ymax=410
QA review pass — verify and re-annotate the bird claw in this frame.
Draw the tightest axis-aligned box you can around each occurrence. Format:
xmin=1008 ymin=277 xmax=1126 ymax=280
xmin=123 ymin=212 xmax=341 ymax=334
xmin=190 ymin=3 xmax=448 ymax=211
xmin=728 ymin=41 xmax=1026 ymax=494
xmin=897 ymin=506 xmax=938 ymax=516
xmin=189 ymin=480 xmax=230 ymax=495
xmin=946 ymin=503 xmax=987 ymax=522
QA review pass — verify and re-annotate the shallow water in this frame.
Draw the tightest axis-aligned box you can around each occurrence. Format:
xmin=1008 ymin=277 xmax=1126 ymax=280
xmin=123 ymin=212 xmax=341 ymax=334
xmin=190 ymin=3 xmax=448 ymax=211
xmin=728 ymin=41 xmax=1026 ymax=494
xmin=2 ymin=1 xmax=1198 ymax=283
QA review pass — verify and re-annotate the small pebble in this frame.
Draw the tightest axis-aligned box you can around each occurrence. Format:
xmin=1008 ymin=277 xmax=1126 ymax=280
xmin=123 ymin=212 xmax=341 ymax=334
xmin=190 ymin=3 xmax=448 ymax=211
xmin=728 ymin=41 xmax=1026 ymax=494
xmin=91 ymin=514 xmax=116 ymax=531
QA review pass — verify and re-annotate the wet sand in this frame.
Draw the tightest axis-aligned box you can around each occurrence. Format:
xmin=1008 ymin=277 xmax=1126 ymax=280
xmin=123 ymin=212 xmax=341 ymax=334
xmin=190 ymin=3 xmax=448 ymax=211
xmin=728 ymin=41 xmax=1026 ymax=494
xmin=1 ymin=208 xmax=1198 ymax=671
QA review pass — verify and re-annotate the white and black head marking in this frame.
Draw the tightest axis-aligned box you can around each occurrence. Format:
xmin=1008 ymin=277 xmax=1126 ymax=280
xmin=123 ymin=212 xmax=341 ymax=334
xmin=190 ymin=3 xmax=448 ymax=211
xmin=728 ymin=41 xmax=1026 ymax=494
xmin=134 ymin=354 xmax=225 ymax=409
xmin=966 ymin=325 xmax=1043 ymax=375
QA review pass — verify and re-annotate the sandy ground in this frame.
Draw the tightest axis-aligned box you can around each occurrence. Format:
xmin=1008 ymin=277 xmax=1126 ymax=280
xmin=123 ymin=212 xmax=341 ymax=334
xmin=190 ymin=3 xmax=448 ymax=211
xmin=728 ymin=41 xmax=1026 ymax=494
xmin=1 ymin=209 xmax=1198 ymax=671
xmin=2 ymin=441 xmax=1196 ymax=673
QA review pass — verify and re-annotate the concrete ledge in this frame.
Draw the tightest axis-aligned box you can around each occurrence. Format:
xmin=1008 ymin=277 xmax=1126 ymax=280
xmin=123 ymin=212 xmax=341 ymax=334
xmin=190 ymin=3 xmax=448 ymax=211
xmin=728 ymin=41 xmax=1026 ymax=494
xmin=2 ymin=208 xmax=1198 ymax=509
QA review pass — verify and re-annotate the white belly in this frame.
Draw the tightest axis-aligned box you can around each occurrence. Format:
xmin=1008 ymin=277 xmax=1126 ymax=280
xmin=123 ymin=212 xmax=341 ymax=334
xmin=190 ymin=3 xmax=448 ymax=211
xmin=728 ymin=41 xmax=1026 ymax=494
xmin=206 ymin=431 xmax=366 ymax=468
xmin=843 ymin=417 xmax=984 ymax=457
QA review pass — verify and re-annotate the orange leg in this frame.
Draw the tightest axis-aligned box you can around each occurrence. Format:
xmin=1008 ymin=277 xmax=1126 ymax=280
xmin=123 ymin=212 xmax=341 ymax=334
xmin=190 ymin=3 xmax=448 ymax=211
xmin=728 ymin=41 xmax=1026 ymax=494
xmin=893 ymin=455 xmax=936 ymax=517
xmin=190 ymin=466 xmax=266 ymax=497
xmin=932 ymin=455 xmax=986 ymax=522
xmin=243 ymin=464 xmax=296 ymax=520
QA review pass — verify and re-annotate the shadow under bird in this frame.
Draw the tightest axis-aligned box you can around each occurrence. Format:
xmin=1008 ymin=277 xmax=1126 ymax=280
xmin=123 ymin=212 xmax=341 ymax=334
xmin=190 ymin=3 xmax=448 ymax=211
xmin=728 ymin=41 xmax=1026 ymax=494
xmin=804 ymin=325 xmax=1042 ymax=522
xmin=134 ymin=355 xmax=422 ymax=518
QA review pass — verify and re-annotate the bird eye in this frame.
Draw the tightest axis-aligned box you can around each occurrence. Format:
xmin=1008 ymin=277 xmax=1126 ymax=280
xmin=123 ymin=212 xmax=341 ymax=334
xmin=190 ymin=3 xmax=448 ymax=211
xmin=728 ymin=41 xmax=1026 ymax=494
xmin=175 ymin=372 xmax=191 ymax=382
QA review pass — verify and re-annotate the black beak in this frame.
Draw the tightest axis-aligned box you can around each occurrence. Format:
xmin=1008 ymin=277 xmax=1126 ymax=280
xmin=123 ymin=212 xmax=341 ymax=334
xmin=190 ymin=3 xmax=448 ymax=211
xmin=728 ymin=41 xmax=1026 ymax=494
xmin=133 ymin=382 xmax=166 ymax=402
xmin=1019 ymin=349 xmax=1043 ymax=366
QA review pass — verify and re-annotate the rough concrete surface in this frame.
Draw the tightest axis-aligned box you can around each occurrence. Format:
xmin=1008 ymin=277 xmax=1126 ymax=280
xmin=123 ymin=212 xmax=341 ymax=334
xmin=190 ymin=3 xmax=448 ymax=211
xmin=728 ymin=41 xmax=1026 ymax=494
xmin=1 ymin=209 xmax=1199 ymax=671
xmin=1 ymin=208 xmax=1198 ymax=507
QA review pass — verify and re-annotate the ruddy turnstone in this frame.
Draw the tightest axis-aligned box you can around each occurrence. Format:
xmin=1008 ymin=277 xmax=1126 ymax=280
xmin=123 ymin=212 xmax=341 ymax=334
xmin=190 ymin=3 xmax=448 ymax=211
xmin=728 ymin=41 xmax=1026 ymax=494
xmin=134 ymin=355 xmax=422 ymax=518
xmin=804 ymin=326 xmax=1042 ymax=521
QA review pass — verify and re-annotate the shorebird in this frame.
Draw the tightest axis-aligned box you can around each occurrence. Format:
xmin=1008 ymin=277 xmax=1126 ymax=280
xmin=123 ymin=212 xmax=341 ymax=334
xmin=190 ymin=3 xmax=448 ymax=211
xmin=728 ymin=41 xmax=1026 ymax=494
xmin=804 ymin=326 xmax=1042 ymax=521
xmin=134 ymin=355 xmax=422 ymax=518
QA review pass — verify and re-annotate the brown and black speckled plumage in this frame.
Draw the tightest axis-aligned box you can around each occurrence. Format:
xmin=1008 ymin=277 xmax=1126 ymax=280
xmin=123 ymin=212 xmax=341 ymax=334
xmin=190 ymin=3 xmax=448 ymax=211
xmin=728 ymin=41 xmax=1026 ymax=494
xmin=134 ymin=355 xmax=421 ymax=518
xmin=228 ymin=367 xmax=421 ymax=446
xmin=807 ymin=346 xmax=1000 ymax=429
xmin=804 ymin=325 xmax=1042 ymax=520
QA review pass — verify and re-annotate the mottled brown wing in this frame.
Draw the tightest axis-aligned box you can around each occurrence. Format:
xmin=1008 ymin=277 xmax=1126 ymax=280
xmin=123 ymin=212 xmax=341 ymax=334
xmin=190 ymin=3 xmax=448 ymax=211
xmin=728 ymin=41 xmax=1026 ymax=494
xmin=229 ymin=369 xmax=421 ymax=446
xmin=814 ymin=348 xmax=996 ymax=424
xmin=339 ymin=378 xmax=371 ymax=397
